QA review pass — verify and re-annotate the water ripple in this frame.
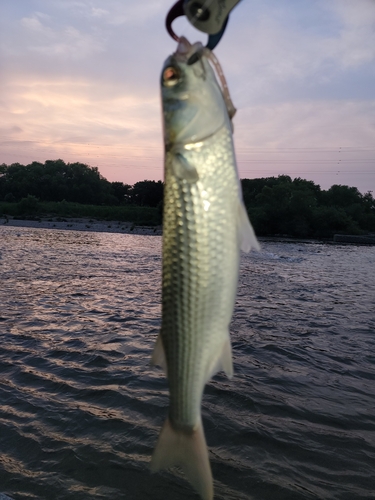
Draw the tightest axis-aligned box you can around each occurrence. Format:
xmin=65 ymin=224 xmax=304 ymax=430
xmin=0 ymin=227 xmax=374 ymax=499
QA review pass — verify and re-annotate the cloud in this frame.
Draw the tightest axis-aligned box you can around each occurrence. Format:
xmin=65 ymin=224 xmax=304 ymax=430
xmin=1 ymin=78 xmax=160 ymax=141
xmin=0 ymin=125 xmax=23 ymax=136
xmin=330 ymin=0 xmax=375 ymax=27
xmin=20 ymin=14 xmax=104 ymax=59
xmin=0 ymin=1 xmax=172 ymax=95
xmin=21 ymin=15 xmax=47 ymax=32
xmin=219 ymin=0 xmax=375 ymax=107
xmin=91 ymin=8 xmax=109 ymax=19
xmin=49 ymin=0 xmax=171 ymax=26
xmin=321 ymin=0 xmax=375 ymax=69
xmin=92 ymin=1 xmax=168 ymax=26
xmin=0 ymin=74 xmax=163 ymax=184
xmin=235 ymin=100 xmax=375 ymax=148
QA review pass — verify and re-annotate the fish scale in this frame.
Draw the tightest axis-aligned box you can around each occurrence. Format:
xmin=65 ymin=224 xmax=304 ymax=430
xmin=162 ymin=126 xmax=240 ymax=425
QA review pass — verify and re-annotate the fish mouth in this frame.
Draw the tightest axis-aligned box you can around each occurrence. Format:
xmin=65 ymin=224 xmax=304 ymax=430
xmin=173 ymin=36 xmax=203 ymax=63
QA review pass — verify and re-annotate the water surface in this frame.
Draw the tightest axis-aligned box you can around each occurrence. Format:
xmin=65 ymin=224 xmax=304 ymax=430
xmin=0 ymin=226 xmax=374 ymax=499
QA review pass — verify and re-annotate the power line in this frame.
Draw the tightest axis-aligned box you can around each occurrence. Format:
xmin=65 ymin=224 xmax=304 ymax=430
xmin=2 ymin=140 xmax=375 ymax=153
xmin=3 ymin=151 xmax=374 ymax=164
xmin=239 ymin=170 xmax=375 ymax=174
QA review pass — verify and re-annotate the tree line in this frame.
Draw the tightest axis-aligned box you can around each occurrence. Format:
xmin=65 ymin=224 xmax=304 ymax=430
xmin=242 ymin=175 xmax=375 ymax=238
xmin=1 ymin=160 xmax=374 ymax=238
xmin=0 ymin=160 xmax=163 ymax=207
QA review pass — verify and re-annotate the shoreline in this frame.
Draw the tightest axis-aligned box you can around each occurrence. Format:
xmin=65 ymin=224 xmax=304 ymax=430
xmin=0 ymin=217 xmax=162 ymax=236
xmin=2 ymin=217 xmax=374 ymax=245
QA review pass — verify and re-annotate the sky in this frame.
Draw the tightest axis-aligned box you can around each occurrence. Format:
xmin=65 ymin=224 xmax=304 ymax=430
xmin=1 ymin=0 xmax=375 ymax=193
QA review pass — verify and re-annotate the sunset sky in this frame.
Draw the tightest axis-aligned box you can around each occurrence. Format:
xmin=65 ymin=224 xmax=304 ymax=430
xmin=1 ymin=0 xmax=375 ymax=193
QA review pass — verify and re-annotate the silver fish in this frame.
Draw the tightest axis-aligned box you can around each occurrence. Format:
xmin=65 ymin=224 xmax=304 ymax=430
xmin=151 ymin=37 xmax=260 ymax=500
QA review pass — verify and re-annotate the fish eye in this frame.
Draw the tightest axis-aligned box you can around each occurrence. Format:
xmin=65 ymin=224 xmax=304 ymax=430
xmin=163 ymin=66 xmax=180 ymax=87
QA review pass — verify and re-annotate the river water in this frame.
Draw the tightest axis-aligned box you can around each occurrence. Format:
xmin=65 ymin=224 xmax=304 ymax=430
xmin=0 ymin=226 xmax=374 ymax=500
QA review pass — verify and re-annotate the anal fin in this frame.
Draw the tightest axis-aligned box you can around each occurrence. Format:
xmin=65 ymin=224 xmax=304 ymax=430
xmin=238 ymin=202 xmax=260 ymax=252
xmin=205 ymin=334 xmax=234 ymax=383
xmin=150 ymin=333 xmax=167 ymax=374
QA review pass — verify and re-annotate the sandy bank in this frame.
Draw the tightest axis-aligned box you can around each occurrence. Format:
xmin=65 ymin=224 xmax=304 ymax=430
xmin=0 ymin=217 xmax=162 ymax=236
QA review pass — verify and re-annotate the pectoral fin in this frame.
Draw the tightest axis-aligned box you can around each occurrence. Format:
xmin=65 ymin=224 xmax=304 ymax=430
xmin=171 ymin=153 xmax=199 ymax=183
xmin=238 ymin=202 xmax=260 ymax=252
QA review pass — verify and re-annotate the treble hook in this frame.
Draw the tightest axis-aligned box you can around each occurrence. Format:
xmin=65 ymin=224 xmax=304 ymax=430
xmin=166 ymin=0 xmax=229 ymax=51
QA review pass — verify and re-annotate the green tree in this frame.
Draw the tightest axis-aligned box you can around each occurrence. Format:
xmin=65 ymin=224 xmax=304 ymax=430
xmin=111 ymin=181 xmax=132 ymax=204
xmin=17 ymin=195 xmax=40 ymax=214
xmin=130 ymin=180 xmax=164 ymax=207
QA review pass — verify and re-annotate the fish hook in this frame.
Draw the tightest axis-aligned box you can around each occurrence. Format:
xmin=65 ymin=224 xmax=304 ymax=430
xmin=166 ymin=0 xmax=185 ymax=42
xmin=166 ymin=0 xmax=229 ymax=50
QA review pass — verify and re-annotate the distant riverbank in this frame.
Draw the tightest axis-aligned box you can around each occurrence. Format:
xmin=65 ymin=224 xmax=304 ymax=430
xmin=3 ymin=217 xmax=375 ymax=245
xmin=0 ymin=217 xmax=162 ymax=236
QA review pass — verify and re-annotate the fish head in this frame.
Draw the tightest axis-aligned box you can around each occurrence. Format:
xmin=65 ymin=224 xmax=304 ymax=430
xmin=161 ymin=37 xmax=228 ymax=149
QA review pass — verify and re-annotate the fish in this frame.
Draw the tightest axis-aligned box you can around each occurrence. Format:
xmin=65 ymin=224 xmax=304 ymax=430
xmin=151 ymin=37 xmax=260 ymax=500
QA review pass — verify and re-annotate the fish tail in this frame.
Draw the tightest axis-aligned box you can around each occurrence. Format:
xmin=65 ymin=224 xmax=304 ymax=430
xmin=151 ymin=417 xmax=213 ymax=500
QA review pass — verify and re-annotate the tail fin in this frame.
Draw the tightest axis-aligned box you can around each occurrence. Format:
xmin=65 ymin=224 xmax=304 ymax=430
xmin=151 ymin=417 xmax=213 ymax=500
